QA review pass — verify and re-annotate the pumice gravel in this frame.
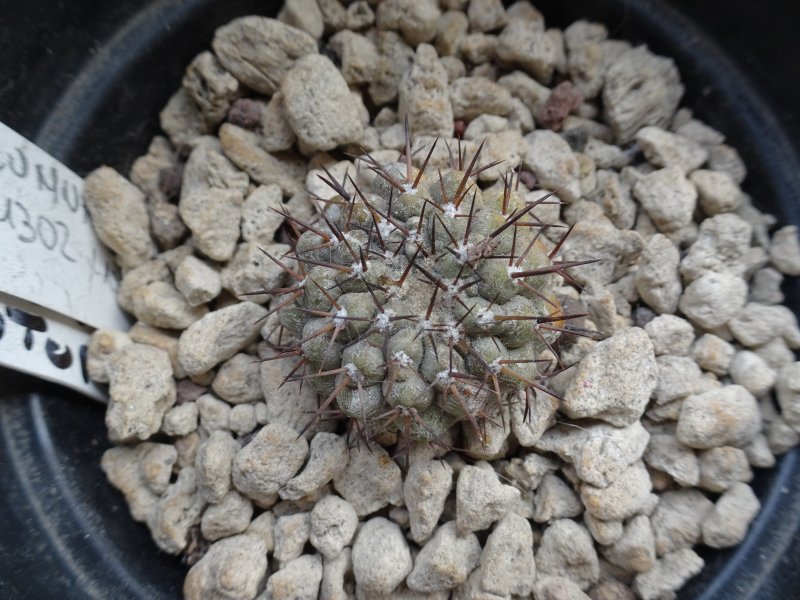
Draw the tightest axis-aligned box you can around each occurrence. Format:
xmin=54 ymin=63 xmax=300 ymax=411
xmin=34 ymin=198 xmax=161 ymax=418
xmin=84 ymin=1 xmax=800 ymax=599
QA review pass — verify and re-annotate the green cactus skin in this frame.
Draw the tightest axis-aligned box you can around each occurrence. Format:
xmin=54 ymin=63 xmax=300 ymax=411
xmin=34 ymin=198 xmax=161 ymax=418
xmin=260 ymin=132 xmax=590 ymax=450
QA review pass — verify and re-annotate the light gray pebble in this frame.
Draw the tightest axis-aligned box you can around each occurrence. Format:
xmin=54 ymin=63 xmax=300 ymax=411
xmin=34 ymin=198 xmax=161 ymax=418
xmin=560 ymin=216 xmax=643 ymax=284
xmin=636 ymin=126 xmax=708 ymax=174
xmin=463 ymin=399 xmax=511 ymax=460
xmin=130 ymin=280 xmax=207 ymax=330
xmin=274 ymin=512 xmax=311 ymax=568
xmin=584 ymin=138 xmax=631 ymax=170
xmin=212 ymin=17 xmax=316 ymax=95
xmin=584 ymin=512 xmax=624 ymax=546
xmin=200 ymin=490 xmax=253 ymax=542
xmin=536 ymin=421 xmax=650 ymax=488
xmin=147 ymin=467 xmax=206 ymax=554
xmin=182 ymin=51 xmax=239 ymax=127
xmin=281 ymin=433 xmax=348 ymax=501
xmin=690 ymin=333 xmax=735 ymax=376
xmin=480 ymin=512 xmax=535 ymax=596
xmin=180 ymin=138 xmax=249 ymax=199
xmin=179 ymin=188 xmax=243 ymax=262
xmin=708 ymin=143 xmax=747 ymax=184
xmin=406 ymin=521 xmax=481 ymax=592
xmin=277 ymin=0 xmax=324 ymax=39
xmin=697 ymin=446 xmax=753 ymax=492
xmin=751 ymin=267 xmax=785 ymax=305
xmin=633 ymin=166 xmax=697 ymax=232
xmin=459 ymin=32 xmax=497 ymax=64
xmin=562 ymin=328 xmax=657 ymax=427
xmin=453 ymin=566 xmax=507 ymax=600
xmin=101 ymin=444 xmax=174 ymax=522
xmin=679 ymin=271 xmax=748 ymax=330
xmin=510 ymin=389 xmax=558 ymax=447
xmin=184 ymin=534 xmax=267 ymax=600
xmin=179 ymin=302 xmax=268 ymax=376
xmin=534 ymin=576 xmax=592 ymax=600
xmin=264 ymin=554 xmax=323 ymax=600
xmin=240 ymin=184 xmax=285 ymax=246
xmin=497 ymin=70 xmax=551 ymax=113
xmin=332 ymin=445 xmax=403 ymax=517
xmin=691 ymin=169 xmax=743 ymax=215
xmin=233 ymin=423 xmax=309 ymax=507
xmin=533 ymin=474 xmax=583 ymax=522
xmin=197 ymin=394 xmax=231 ymax=433
xmin=245 ymin=511 xmax=275 ymax=553
xmin=602 ymin=46 xmax=683 ymax=143
xmin=309 ymin=494 xmax=358 ymax=559
xmin=282 ymin=54 xmax=364 ymax=151
xmin=744 ymin=433 xmax=776 ymax=468
xmin=376 ymin=0 xmax=441 ymax=46
xmin=643 ymin=434 xmax=699 ymax=487
xmin=702 ymin=482 xmax=760 ymax=548
xmin=680 ymin=213 xmax=752 ymax=282
xmin=456 ymin=464 xmax=520 ymax=534
xmin=84 ymin=166 xmax=157 ymax=269
xmin=580 ymin=461 xmax=653 ymax=521
xmin=632 ymin=549 xmax=704 ymax=600
xmin=591 ymin=169 xmax=636 ymax=230
xmin=536 ymin=519 xmax=599 ymax=590
xmin=259 ymin=353 xmax=336 ymax=438
xmin=504 ymin=453 xmax=561 ymax=492
xmin=129 ymin=135 xmax=176 ymax=204
xmin=776 ymin=362 xmax=800 ymax=432
xmin=674 ymin=116 xmax=725 ymax=147
xmin=398 ymin=44 xmax=454 ymax=137
xmin=352 ymin=517 xmax=412 ymax=595
xmin=769 ymin=225 xmax=800 ymax=275
xmin=650 ymin=490 xmax=713 ymax=555
xmin=635 ymin=234 xmax=682 ymax=314
xmin=321 ymin=548 xmax=351 ymax=600
xmin=368 ymin=31 xmax=414 ymax=106
xmin=435 ymin=10 xmax=469 ymax=58
xmin=729 ymin=302 xmax=800 ymax=348
xmin=159 ymin=88 xmax=211 ymax=150
xmin=329 ymin=30 xmax=379 ymax=85
xmin=195 ymin=430 xmax=239 ymax=503
xmin=162 ymin=402 xmax=199 ymax=437
xmin=524 ymin=129 xmax=581 ymax=202
xmin=346 ymin=1 xmax=374 ymax=30
xmin=602 ymin=515 xmax=656 ymax=574
xmin=644 ymin=315 xmax=694 ymax=356
xmin=219 ymin=125 xmax=305 ymax=197
xmin=106 ymin=344 xmax=176 ymax=443
xmin=174 ymin=256 xmax=221 ymax=307
xmin=730 ymin=350 xmax=776 ymax=397
xmin=467 ymin=0 xmax=506 ymax=32
xmin=220 ymin=241 xmax=291 ymax=303
xmin=212 ymin=353 xmax=263 ymax=405
xmin=229 ymin=404 xmax=257 ymax=437
xmin=440 ymin=55 xmax=468 ymax=82
xmin=768 ymin=416 xmax=800 ymax=454
xmin=497 ymin=22 xmax=559 ymax=84
xmin=653 ymin=355 xmax=704 ymax=405
xmin=450 ymin=77 xmax=514 ymax=121
xmin=404 ymin=459 xmax=454 ymax=543
xmin=87 ymin=329 xmax=132 ymax=384
xmin=677 ymin=385 xmax=760 ymax=449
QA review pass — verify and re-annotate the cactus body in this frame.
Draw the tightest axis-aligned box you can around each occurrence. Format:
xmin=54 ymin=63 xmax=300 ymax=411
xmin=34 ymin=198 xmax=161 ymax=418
xmin=261 ymin=138 xmax=586 ymax=447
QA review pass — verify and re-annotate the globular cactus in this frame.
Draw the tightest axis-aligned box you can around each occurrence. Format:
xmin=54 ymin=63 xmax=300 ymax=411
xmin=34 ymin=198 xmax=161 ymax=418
xmin=260 ymin=127 xmax=592 ymax=450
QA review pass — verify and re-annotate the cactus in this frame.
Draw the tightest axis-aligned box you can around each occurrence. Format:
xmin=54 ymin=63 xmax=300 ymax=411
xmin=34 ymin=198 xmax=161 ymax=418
xmin=259 ymin=125 xmax=593 ymax=450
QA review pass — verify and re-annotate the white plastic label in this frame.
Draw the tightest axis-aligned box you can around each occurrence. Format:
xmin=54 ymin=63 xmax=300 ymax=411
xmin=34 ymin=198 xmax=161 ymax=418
xmin=0 ymin=122 xmax=129 ymax=401
xmin=0 ymin=298 xmax=106 ymax=401
xmin=0 ymin=121 xmax=128 ymax=331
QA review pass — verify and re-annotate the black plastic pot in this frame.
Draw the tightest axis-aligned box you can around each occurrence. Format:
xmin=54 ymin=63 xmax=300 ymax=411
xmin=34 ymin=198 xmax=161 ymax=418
xmin=1 ymin=1 xmax=799 ymax=598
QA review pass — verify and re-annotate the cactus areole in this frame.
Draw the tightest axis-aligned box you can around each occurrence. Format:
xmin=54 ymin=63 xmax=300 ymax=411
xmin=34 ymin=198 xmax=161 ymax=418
xmin=259 ymin=128 xmax=593 ymax=450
